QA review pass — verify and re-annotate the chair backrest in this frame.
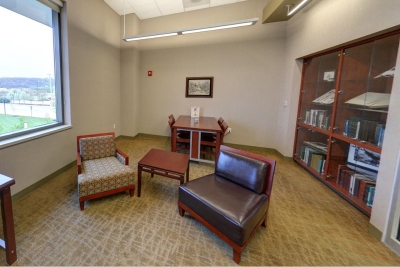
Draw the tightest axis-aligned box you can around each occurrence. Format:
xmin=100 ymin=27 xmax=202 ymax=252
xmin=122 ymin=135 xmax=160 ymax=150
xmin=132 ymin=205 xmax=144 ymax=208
xmin=220 ymin=121 xmax=229 ymax=142
xmin=168 ymin=116 xmax=175 ymax=130
xmin=216 ymin=145 xmax=276 ymax=196
xmin=217 ymin=117 xmax=224 ymax=126
xmin=77 ymin=132 xmax=116 ymax=161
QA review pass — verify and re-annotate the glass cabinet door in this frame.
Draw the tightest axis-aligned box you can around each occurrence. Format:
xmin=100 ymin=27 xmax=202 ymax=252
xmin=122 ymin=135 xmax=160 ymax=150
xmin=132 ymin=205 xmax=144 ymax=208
xmin=299 ymin=51 xmax=340 ymax=131
xmin=334 ymin=34 xmax=400 ymax=148
xmin=294 ymin=127 xmax=329 ymax=177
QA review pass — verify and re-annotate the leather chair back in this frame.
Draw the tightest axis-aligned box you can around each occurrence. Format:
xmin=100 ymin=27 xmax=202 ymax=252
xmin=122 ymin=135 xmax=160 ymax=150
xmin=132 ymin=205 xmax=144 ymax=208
xmin=215 ymin=149 xmax=269 ymax=194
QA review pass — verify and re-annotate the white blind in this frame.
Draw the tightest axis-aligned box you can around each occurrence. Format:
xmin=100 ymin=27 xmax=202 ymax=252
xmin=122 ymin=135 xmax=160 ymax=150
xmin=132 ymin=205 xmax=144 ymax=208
xmin=37 ymin=0 xmax=63 ymax=12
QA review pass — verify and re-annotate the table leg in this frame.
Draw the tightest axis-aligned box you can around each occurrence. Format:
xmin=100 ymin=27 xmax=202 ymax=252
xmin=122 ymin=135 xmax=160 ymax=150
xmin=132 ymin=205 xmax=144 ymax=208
xmin=1 ymin=187 xmax=17 ymax=265
xmin=186 ymin=163 xmax=190 ymax=183
xmin=172 ymin=128 xmax=177 ymax=152
xmin=138 ymin=166 xmax=142 ymax=197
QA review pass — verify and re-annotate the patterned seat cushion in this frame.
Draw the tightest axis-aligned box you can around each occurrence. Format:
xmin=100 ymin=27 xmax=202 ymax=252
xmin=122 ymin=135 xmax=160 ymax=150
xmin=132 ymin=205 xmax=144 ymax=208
xmin=79 ymin=135 xmax=116 ymax=161
xmin=78 ymin=156 xmax=135 ymax=197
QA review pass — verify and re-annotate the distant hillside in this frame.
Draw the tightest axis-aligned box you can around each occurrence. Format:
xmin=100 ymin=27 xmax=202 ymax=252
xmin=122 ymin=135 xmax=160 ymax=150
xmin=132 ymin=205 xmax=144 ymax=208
xmin=0 ymin=77 xmax=54 ymax=90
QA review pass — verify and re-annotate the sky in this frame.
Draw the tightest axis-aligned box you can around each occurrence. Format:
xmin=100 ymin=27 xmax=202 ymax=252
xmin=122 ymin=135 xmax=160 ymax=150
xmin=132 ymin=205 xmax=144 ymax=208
xmin=0 ymin=6 xmax=54 ymax=78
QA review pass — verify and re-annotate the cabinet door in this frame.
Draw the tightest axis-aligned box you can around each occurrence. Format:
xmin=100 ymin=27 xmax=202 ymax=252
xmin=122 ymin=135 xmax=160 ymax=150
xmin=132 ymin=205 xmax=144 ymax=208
xmin=299 ymin=51 xmax=340 ymax=130
xmin=333 ymin=34 xmax=400 ymax=148
xmin=294 ymin=127 xmax=328 ymax=177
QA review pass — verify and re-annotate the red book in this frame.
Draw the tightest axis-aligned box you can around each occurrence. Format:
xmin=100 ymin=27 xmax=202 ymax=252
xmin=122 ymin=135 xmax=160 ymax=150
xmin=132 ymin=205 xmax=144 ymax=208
xmin=337 ymin=165 xmax=351 ymax=184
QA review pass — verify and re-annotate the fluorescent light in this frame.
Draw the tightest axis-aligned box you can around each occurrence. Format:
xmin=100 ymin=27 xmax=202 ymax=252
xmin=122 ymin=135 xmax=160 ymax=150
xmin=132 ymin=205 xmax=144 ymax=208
xmin=123 ymin=32 xmax=178 ymax=41
xmin=287 ymin=0 xmax=309 ymax=16
xmin=122 ymin=18 xmax=258 ymax=41
xmin=181 ymin=21 xmax=256 ymax=35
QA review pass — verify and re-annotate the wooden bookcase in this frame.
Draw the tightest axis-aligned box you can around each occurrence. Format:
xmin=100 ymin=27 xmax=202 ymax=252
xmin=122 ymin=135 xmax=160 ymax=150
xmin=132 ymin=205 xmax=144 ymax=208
xmin=293 ymin=30 xmax=400 ymax=216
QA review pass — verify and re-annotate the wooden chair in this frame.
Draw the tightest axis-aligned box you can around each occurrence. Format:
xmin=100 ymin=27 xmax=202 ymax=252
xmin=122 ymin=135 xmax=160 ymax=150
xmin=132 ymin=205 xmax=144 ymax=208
xmin=168 ymin=116 xmax=190 ymax=153
xmin=200 ymin=120 xmax=229 ymax=159
xmin=77 ymin=132 xmax=135 ymax=210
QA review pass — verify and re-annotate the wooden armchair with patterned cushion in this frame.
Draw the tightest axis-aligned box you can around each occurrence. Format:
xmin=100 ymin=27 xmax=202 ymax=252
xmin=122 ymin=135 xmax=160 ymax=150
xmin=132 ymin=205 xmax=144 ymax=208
xmin=77 ymin=132 xmax=135 ymax=210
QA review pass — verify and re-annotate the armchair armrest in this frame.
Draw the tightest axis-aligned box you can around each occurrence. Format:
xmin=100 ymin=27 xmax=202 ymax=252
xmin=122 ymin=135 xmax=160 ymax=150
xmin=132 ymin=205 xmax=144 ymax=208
xmin=116 ymin=148 xmax=129 ymax=165
xmin=77 ymin=153 xmax=82 ymax=174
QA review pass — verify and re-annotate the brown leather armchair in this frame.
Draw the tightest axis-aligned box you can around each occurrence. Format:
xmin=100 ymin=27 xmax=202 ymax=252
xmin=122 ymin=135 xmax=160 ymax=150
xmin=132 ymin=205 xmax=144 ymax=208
xmin=178 ymin=145 xmax=276 ymax=264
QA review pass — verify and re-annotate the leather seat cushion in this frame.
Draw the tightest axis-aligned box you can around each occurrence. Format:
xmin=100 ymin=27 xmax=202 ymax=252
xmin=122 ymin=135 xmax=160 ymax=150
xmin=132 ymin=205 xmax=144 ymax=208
xmin=179 ymin=174 xmax=268 ymax=246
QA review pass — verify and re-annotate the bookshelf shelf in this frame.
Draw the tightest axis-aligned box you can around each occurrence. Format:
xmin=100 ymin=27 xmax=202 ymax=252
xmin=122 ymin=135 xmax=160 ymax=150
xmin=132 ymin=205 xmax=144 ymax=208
xmin=293 ymin=30 xmax=400 ymax=217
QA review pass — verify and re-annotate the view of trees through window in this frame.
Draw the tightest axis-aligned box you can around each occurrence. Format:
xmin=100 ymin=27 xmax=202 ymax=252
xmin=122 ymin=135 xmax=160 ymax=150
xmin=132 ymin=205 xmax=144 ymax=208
xmin=0 ymin=5 xmax=58 ymax=137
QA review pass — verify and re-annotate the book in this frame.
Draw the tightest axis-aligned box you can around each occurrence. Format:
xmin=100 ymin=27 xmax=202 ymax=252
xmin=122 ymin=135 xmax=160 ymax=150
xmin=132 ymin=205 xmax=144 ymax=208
xmin=352 ymin=174 xmax=374 ymax=196
xmin=367 ymin=186 xmax=376 ymax=207
xmin=345 ymin=92 xmax=391 ymax=109
xmin=303 ymin=141 xmax=328 ymax=153
xmin=337 ymin=165 xmax=351 ymax=184
xmin=358 ymin=179 xmax=376 ymax=201
xmin=340 ymin=169 xmax=355 ymax=191
xmin=375 ymin=124 xmax=386 ymax=145
xmin=312 ymin=89 xmax=335 ymax=105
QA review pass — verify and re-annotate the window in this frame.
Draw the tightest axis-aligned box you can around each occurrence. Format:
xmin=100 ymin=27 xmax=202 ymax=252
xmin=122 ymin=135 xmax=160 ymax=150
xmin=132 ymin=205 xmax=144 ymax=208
xmin=0 ymin=0 xmax=64 ymax=140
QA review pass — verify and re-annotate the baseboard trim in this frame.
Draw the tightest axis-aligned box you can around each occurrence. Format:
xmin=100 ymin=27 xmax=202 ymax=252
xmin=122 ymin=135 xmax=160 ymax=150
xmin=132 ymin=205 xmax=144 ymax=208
xmin=136 ymin=133 xmax=169 ymax=139
xmin=116 ymin=134 xmax=140 ymax=140
xmin=12 ymin=161 xmax=76 ymax=202
xmin=369 ymin=223 xmax=383 ymax=241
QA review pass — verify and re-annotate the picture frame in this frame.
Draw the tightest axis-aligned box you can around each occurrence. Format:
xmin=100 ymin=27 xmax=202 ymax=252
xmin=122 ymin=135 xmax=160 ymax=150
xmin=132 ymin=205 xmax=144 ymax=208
xmin=323 ymin=70 xmax=335 ymax=82
xmin=186 ymin=77 xmax=213 ymax=98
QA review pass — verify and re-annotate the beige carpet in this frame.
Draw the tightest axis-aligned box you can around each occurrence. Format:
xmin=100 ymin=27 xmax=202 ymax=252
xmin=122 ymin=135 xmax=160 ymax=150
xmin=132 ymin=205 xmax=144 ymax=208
xmin=1 ymin=135 xmax=400 ymax=266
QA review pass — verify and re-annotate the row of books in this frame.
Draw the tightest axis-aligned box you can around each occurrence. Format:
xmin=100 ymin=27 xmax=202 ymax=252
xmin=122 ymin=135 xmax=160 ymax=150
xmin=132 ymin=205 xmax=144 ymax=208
xmin=337 ymin=165 xmax=376 ymax=207
xmin=300 ymin=146 xmax=326 ymax=174
xmin=304 ymin=109 xmax=331 ymax=130
xmin=343 ymin=117 xmax=385 ymax=147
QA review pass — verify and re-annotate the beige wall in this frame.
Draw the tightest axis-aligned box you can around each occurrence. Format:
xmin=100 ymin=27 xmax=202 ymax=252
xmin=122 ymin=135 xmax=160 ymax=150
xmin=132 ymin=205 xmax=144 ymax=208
xmin=279 ymin=0 xmax=400 ymax=240
xmin=0 ymin=0 xmax=121 ymax=194
xmin=133 ymin=39 xmax=285 ymax=147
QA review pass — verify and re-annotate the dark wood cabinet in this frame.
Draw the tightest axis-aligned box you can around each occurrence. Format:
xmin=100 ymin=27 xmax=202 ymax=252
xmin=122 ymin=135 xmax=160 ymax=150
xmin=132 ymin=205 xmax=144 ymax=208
xmin=293 ymin=31 xmax=400 ymax=216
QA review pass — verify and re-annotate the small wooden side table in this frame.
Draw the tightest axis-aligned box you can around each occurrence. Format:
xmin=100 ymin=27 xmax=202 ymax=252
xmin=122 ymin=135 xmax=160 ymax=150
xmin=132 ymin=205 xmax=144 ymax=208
xmin=0 ymin=174 xmax=17 ymax=265
xmin=137 ymin=149 xmax=190 ymax=197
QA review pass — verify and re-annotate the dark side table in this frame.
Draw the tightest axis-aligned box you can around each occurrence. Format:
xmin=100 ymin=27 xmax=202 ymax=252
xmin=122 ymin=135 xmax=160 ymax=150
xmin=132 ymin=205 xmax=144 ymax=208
xmin=0 ymin=174 xmax=17 ymax=265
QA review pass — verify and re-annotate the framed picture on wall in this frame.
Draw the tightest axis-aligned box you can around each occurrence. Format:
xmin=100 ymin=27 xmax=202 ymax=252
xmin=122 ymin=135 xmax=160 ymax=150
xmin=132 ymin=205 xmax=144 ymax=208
xmin=186 ymin=77 xmax=214 ymax=98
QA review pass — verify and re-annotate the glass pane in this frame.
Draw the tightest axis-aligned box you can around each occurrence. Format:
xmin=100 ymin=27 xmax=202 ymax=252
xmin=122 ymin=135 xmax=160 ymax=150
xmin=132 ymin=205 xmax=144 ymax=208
xmin=299 ymin=51 xmax=339 ymax=131
xmin=294 ymin=127 xmax=328 ymax=177
xmin=0 ymin=5 xmax=59 ymax=136
xmin=334 ymin=34 xmax=400 ymax=148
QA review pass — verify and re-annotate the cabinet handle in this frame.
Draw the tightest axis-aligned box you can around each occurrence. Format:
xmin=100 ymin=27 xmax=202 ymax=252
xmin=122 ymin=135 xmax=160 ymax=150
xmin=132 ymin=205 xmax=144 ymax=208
xmin=338 ymin=90 xmax=345 ymax=94
xmin=298 ymin=117 xmax=303 ymax=121
xmin=294 ymin=153 xmax=298 ymax=157
xmin=333 ymin=126 xmax=339 ymax=131
xmin=302 ymin=90 xmax=307 ymax=93
xmin=297 ymin=127 xmax=301 ymax=130
xmin=327 ymin=174 xmax=333 ymax=179
xmin=331 ymin=140 xmax=337 ymax=144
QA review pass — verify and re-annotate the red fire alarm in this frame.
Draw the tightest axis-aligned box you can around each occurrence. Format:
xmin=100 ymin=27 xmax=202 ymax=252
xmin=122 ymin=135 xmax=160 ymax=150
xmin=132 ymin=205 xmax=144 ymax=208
xmin=148 ymin=70 xmax=152 ymax=76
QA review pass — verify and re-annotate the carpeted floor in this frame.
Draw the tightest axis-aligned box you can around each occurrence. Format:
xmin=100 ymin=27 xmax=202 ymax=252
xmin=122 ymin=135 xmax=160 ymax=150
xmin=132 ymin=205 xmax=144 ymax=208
xmin=1 ymin=135 xmax=400 ymax=265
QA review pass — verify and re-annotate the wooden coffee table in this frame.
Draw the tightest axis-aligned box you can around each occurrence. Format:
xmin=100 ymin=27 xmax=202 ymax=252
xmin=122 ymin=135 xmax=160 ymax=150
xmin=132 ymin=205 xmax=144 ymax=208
xmin=137 ymin=149 xmax=190 ymax=197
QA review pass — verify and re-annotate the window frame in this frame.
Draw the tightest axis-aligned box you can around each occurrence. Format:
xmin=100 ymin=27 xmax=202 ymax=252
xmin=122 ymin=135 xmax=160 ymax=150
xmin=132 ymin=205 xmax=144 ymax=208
xmin=0 ymin=0 xmax=65 ymax=142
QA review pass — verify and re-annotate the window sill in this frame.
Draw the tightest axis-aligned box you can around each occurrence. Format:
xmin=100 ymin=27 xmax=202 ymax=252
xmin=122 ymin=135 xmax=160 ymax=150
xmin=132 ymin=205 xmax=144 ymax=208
xmin=0 ymin=125 xmax=72 ymax=150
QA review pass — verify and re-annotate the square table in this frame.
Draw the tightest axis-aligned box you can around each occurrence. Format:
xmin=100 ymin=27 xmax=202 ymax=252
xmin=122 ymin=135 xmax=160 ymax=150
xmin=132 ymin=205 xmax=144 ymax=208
xmin=137 ymin=149 xmax=190 ymax=197
xmin=172 ymin=115 xmax=222 ymax=164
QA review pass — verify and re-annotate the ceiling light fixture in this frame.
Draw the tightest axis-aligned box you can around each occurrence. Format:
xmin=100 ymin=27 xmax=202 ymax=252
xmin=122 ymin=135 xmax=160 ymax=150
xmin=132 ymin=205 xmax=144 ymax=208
xmin=287 ymin=0 xmax=309 ymax=16
xmin=122 ymin=18 xmax=259 ymax=42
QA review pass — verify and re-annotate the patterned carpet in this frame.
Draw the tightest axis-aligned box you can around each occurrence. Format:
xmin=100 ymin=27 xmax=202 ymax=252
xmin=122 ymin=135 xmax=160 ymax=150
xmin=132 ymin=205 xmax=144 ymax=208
xmin=1 ymin=135 xmax=400 ymax=265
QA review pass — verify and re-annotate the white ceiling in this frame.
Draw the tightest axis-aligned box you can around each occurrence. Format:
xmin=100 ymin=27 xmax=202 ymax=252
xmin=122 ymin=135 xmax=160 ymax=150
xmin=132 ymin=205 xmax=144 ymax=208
xmin=104 ymin=0 xmax=248 ymax=19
